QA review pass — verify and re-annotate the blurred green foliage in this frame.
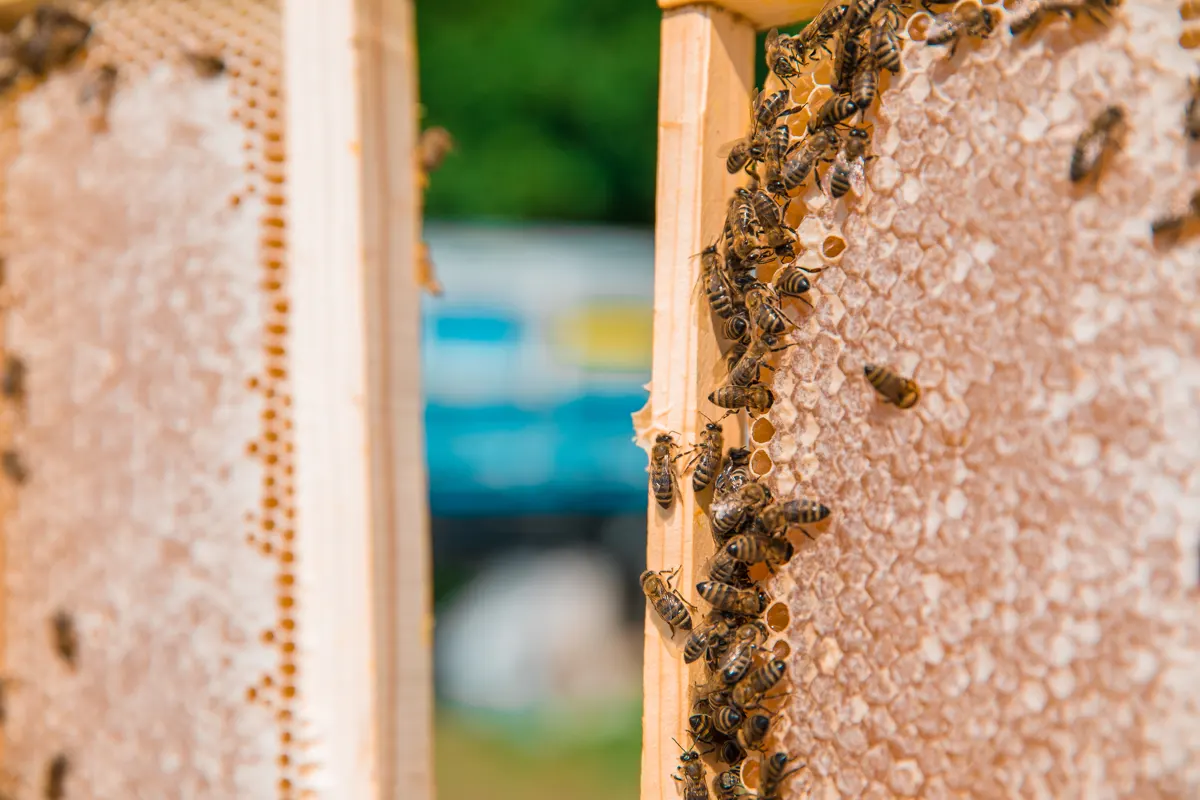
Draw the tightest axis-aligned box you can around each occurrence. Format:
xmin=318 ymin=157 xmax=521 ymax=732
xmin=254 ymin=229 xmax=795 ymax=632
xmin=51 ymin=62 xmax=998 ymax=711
xmin=416 ymin=0 xmax=661 ymax=224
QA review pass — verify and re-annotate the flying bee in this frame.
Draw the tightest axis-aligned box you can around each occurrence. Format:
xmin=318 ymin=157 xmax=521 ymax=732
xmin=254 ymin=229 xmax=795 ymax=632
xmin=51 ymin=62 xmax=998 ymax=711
xmin=650 ymin=433 xmax=681 ymax=508
xmin=1070 ymin=105 xmax=1126 ymax=183
xmin=768 ymin=128 xmax=840 ymax=197
xmin=688 ymin=421 xmax=724 ymax=493
xmin=709 ymin=383 xmax=774 ymax=415
xmin=765 ymin=28 xmax=800 ymax=82
xmin=2 ymin=354 xmax=26 ymax=401
xmin=1187 ymin=75 xmax=1200 ymax=141
xmin=926 ymin=3 xmax=995 ymax=58
xmin=45 ymin=752 xmax=69 ymax=800
xmin=14 ymin=5 xmax=91 ymax=77
xmin=418 ymin=126 xmax=456 ymax=176
xmin=2 ymin=450 xmax=27 ymax=485
xmin=51 ymin=609 xmax=78 ymax=669
xmin=870 ymin=17 xmax=902 ymax=73
xmin=749 ymin=191 xmax=798 ymax=262
xmin=757 ymin=752 xmax=806 ymax=800
xmin=697 ymin=580 xmax=770 ymax=617
xmin=714 ymin=447 xmax=752 ymax=499
xmin=807 ymin=93 xmax=858 ymax=134
xmin=183 ymin=49 xmax=226 ymax=78
xmin=752 ymin=89 xmax=795 ymax=135
xmin=758 ymin=498 xmax=832 ymax=536
xmin=851 ymin=53 xmax=878 ymax=113
xmin=829 ymin=126 xmax=872 ymax=200
xmin=726 ymin=532 xmax=795 ymax=571
xmin=741 ymin=712 xmax=773 ymax=751
xmin=864 ymin=363 xmax=920 ymax=408
xmin=713 ymin=767 xmax=748 ymax=800
xmin=641 ymin=567 xmax=695 ymax=635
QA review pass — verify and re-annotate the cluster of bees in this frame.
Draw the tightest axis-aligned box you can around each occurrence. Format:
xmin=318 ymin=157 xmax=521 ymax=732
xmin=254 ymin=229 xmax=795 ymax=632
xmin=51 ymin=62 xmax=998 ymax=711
xmin=638 ymin=0 xmax=1200 ymax=793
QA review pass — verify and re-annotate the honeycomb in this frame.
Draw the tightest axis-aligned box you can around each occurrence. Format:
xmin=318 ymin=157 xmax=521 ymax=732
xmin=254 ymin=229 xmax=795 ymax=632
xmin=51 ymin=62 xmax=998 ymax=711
xmin=741 ymin=1 xmax=1200 ymax=797
xmin=0 ymin=1 xmax=302 ymax=796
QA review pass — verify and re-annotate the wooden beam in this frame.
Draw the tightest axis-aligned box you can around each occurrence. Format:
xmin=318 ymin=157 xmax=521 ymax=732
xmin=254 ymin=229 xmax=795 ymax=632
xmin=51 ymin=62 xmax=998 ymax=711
xmin=638 ymin=7 xmax=753 ymax=800
xmin=284 ymin=0 xmax=430 ymax=798
xmin=657 ymin=0 xmax=827 ymax=30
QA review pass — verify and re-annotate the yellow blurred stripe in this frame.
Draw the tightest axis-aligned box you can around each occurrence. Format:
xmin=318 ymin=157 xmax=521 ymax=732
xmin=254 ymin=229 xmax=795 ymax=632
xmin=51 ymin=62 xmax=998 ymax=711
xmin=553 ymin=304 xmax=652 ymax=371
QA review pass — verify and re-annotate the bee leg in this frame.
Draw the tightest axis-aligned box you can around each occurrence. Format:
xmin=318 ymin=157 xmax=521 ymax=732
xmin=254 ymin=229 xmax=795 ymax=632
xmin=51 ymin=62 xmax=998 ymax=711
xmin=798 ymin=526 xmax=816 ymax=541
xmin=678 ymin=592 xmax=699 ymax=612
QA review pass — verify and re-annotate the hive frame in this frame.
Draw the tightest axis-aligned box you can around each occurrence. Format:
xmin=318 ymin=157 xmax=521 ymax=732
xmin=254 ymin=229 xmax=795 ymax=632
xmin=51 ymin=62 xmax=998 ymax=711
xmin=642 ymin=0 xmax=1200 ymax=797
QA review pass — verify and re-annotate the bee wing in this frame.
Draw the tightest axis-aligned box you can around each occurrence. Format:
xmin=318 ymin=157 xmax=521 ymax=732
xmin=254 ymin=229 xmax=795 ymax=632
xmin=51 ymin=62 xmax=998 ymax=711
xmin=716 ymin=137 xmax=748 ymax=158
xmin=766 ymin=27 xmax=780 ymax=48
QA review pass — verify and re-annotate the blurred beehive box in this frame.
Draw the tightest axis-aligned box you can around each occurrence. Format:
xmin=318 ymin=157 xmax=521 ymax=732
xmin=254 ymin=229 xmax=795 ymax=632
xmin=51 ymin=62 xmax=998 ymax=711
xmin=641 ymin=0 xmax=1200 ymax=798
xmin=0 ymin=1 xmax=429 ymax=798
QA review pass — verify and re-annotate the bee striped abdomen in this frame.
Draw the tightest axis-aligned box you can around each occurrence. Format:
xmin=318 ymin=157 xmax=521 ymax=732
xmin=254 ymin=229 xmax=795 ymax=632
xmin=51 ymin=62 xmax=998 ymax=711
xmin=864 ymin=363 xmax=921 ymax=409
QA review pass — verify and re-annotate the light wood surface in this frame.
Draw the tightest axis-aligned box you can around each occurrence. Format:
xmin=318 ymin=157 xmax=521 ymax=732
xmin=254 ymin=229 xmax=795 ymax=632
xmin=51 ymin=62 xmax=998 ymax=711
xmin=285 ymin=0 xmax=430 ymax=798
xmin=639 ymin=7 xmax=753 ymax=800
xmin=657 ymin=0 xmax=827 ymax=30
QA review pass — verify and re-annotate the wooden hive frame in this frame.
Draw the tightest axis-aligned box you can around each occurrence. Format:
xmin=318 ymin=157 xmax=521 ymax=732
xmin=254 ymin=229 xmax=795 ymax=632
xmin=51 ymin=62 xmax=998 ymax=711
xmin=0 ymin=0 xmax=432 ymax=798
xmin=640 ymin=0 xmax=1200 ymax=798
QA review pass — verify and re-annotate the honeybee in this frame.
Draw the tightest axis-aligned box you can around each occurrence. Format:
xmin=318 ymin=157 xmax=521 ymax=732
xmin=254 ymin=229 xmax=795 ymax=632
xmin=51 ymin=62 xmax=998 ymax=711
xmin=2 ymin=354 xmax=26 ymax=401
xmin=762 ymin=125 xmax=792 ymax=187
xmin=708 ymin=548 xmax=753 ymax=589
xmin=715 ymin=633 xmax=759 ymax=685
xmin=51 ymin=609 xmax=78 ymax=668
xmin=750 ymin=191 xmax=798 ymax=261
xmin=846 ymin=0 xmax=892 ymax=30
xmin=722 ymin=312 xmax=752 ymax=347
xmin=650 ymin=433 xmax=681 ymax=508
xmin=711 ymin=481 xmax=771 ymax=540
xmin=719 ymin=739 xmax=747 ymax=766
xmin=765 ymin=28 xmax=800 ymax=82
xmin=1150 ymin=189 xmax=1200 ymax=240
xmin=864 ymin=363 xmax=920 ymax=408
xmin=684 ymin=614 xmax=735 ymax=664
xmin=807 ymin=93 xmax=858 ymax=134
xmin=697 ymin=579 xmax=770 ymax=617
xmin=767 ymin=128 xmax=840 ymax=197
xmin=728 ymin=332 xmax=794 ymax=387
xmin=851 ymin=54 xmax=878 ymax=113
xmin=688 ymin=421 xmax=724 ymax=492
xmin=714 ymin=447 xmax=752 ymax=499
xmin=732 ymin=658 xmax=788 ymax=708
xmin=773 ymin=263 xmax=817 ymax=301
xmin=709 ymin=383 xmax=774 ymax=414
xmin=757 ymin=752 xmax=806 ymax=800
xmin=743 ymin=280 xmax=792 ymax=337
xmin=926 ymin=3 xmax=995 ymax=58
xmin=1069 ymin=105 xmax=1126 ymax=183
xmin=641 ymin=567 xmax=695 ymax=635
xmin=714 ymin=705 xmax=745 ymax=734
xmin=1009 ymin=0 xmax=1117 ymax=35
xmin=673 ymin=742 xmax=710 ymax=800
xmin=741 ymin=712 xmax=773 ymax=751
xmin=2 ymin=449 xmax=27 ymax=484
xmin=726 ymin=532 xmax=795 ymax=571
xmin=722 ymin=131 xmax=767 ymax=176
xmin=726 ymin=189 xmax=760 ymax=260
xmin=713 ymin=767 xmax=748 ymax=800
xmin=829 ymin=127 xmax=872 ymax=200
xmin=183 ymin=49 xmax=226 ymax=78
xmin=758 ymin=498 xmax=832 ymax=535
xmin=80 ymin=63 xmax=118 ymax=132
xmin=795 ymin=2 xmax=850 ymax=61
xmin=1187 ymin=75 xmax=1199 ymax=141
xmin=689 ymin=706 xmax=717 ymax=743
xmin=15 ymin=6 xmax=91 ymax=77
xmin=752 ymin=89 xmax=795 ymax=135
xmin=45 ymin=753 xmax=69 ymax=800
xmin=701 ymin=244 xmax=739 ymax=320
xmin=870 ymin=17 xmax=902 ymax=73
xmin=418 ymin=126 xmax=456 ymax=176
xmin=831 ymin=31 xmax=861 ymax=94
